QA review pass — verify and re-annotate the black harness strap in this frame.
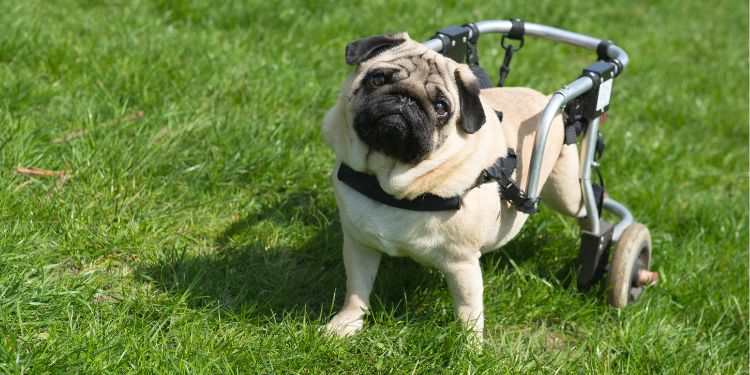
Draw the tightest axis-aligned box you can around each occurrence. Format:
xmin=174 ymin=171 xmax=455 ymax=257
xmin=337 ymin=148 xmax=538 ymax=214
xmin=596 ymin=40 xmax=614 ymax=61
xmin=498 ymin=19 xmax=525 ymax=87
xmin=463 ymin=22 xmax=493 ymax=89
xmin=476 ymin=149 xmax=539 ymax=214
xmin=337 ymin=163 xmax=460 ymax=211
xmin=562 ymin=101 xmax=587 ymax=145
xmin=477 ymin=149 xmax=517 ymax=186
xmin=507 ymin=19 xmax=525 ymax=40
xmin=564 ymin=120 xmax=585 ymax=145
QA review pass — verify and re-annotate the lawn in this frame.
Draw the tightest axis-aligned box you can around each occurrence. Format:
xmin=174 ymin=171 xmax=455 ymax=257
xmin=1 ymin=0 xmax=747 ymax=373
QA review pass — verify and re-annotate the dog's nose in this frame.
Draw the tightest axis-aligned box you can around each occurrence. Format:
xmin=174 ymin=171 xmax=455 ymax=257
xmin=396 ymin=94 xmax=414 ymax=105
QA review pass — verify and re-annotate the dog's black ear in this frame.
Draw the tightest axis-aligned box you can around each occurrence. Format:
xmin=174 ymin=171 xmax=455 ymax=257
xmin=345 ymin=34 xmax=405 ymax=65
xmin=454 ymin=70 xmax=486 ymax=134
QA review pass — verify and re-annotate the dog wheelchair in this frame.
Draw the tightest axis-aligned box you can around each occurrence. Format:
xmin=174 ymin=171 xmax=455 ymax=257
xmin=423 ymin=19 xmax=658 ymax=307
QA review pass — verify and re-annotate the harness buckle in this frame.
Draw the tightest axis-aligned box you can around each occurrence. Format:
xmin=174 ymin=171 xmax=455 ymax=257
xmin=479 ymin=149 xmax=539 ymax=215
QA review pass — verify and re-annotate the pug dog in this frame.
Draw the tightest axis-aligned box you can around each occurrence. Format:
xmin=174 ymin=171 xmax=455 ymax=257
xmin=322 ymin=33 xmax=585 ymax=342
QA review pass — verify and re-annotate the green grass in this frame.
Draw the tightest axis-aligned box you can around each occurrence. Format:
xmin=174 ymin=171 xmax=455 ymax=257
xmin=0 ymin=0 xmax=747 ymax=373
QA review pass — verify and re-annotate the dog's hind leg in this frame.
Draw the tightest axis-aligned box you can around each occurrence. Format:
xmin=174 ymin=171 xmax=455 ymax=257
xmin=325 ymin=231 xmax=382 ymax=337
xmin=539 ymin=143 xmax=586 ymax=218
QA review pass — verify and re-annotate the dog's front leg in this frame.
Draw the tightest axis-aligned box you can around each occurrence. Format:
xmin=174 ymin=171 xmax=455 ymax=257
xmin=325 ymin=231 xmax=381 ymax=337
xmin=442 ymin=257 xmax=485 ymax=342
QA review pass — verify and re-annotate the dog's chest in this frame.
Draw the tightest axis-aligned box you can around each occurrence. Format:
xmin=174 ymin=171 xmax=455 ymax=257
xmin=333 ymin=178 xmax=519 ymax=264
xmin=334 ymin=182 xmax=455 ymax=260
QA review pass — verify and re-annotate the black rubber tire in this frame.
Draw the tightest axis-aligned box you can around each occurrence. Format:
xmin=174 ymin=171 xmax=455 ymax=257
xmin=606 ymin=223 xmax=652 ymax=308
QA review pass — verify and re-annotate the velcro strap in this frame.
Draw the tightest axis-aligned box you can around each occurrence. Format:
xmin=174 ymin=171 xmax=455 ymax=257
xmin=564 ymin=124 xmax=578 ymax=145
xmin=596 ymin=40 xmax=614 ymax=61
xmin=479 ymin=149 xmax=517 ymax=185
xmin=508 ymin=19 xmax=525 ymax=40
xmin=564 ymin=120 xmax=584 ymax=145
xmin=479 ymin=149 xmax=539 ymax=215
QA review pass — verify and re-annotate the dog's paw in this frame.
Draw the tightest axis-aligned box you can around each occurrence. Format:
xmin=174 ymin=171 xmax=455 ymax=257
xmin=466 ymin=331 xmax=485 ymax=353
xmin=322 ymin=315 xmax=364 ymax=337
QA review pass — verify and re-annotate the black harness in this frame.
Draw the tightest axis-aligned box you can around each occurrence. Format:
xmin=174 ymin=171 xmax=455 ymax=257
xmin=337 ymin=148 xmax=539 ymax=214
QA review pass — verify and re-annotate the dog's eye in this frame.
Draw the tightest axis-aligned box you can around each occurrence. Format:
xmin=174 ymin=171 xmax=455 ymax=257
xmin=434 ymin=101 xmax=449 ymax=117
xmin=370 ymin=73 xmax=386 ymax=87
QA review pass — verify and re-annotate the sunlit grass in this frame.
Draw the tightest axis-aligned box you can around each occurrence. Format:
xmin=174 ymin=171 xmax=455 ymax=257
xmin=0 ymin=0 xmax=747 ymax=372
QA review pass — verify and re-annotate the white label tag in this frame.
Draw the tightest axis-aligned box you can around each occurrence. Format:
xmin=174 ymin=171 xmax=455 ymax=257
xmin=596 ymin=79 xmax=613 ymax=111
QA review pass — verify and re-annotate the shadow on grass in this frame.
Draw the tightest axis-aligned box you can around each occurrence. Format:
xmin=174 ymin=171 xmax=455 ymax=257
xmin=136 ymin=192 xmax=442 ymax=321
xmin=138 ymin=192 xmax=582 ymax=322
xmin=481 ymin=228 xmax=581 ymax=291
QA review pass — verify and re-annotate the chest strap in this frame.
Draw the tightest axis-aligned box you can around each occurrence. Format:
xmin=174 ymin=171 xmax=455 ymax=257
xmin=337 ymin=163 xmax=460 ymax=211
xmin=476 ymin=149 xmax=539 ymax=214
xmin=337 ymin=148 xmax=538 ymax=214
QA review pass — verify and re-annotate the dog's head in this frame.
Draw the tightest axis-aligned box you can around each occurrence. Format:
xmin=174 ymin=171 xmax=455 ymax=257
xmin=340 ymin=33 xmax=486 ymax=164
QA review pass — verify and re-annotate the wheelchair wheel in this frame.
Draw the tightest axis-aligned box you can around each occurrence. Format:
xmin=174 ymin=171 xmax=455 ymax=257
xmin=606 ymin=223 xmax=658 ymax=308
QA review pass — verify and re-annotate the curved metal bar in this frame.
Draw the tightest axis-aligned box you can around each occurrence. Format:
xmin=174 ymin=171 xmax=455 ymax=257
xmin=475 ymin=20 xmax=601 ymax=50
xmin=602 ymin=197 xmax=634 ymax=241
xmin=525 ymin=76 xmax=593 ymax=202
xmin=524 ymin=93 xmax=564 ymax=202
xmin=579 ymin=116 xmax=602 ymax=233
xmin=607 ymin=44 xmax=629 ymax=68
xmin=422 ymin=20 xmax=629 ymax=215
xmin=424 ymin=20 xmax=629 ymax=69
xmin=423 ymin=38 xmax=443 ymax=51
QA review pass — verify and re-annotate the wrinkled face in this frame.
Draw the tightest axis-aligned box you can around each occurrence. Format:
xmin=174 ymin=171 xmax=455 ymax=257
xmin=345 ymin=34 xmax=486 ymax=164
xmin=351 ymin=60 xmax=453 ymax=163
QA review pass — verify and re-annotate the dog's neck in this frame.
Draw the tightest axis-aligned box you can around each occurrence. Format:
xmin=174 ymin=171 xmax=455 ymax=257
xmin=323 ymin=92 xmax=507 ymax=200
xmin=383 ymin=119 xmax=505 ymax=199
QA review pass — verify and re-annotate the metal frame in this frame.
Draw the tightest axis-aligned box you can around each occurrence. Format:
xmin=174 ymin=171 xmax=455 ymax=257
xmin=423 ymin=20 xmax=632 ymax=241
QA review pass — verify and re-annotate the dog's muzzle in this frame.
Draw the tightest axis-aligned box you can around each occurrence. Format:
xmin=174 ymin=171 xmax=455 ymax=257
xmin=353 ymin=94 xmax=433 ymax=164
